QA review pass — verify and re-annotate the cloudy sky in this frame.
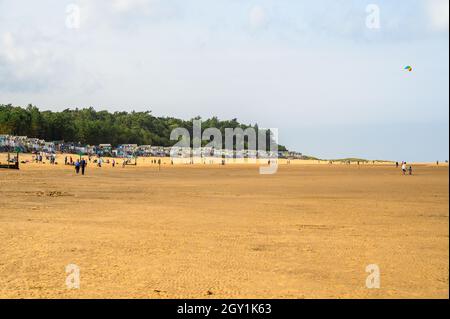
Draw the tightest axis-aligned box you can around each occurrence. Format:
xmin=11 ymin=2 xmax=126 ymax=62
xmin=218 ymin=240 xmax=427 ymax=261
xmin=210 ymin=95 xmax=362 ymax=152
xmin=0 ymin=0 xmax=448 ymax=161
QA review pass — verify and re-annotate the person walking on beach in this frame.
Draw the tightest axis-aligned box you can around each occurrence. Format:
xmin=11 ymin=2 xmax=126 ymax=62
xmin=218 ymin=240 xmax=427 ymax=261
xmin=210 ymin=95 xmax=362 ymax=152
xmin=396 ymin=162 xmax=399 ymax=168
xmin=112 ymin=159 xmax=115 ymax=168
xmin=401 ymin=162 xmax=407 ymax=175
xmin=80 ymin=158 xmax=87 ymax=175
xmin=75 ymin=160 xmax=80 ymax=174
xmin=408 ymin=166 xmax=413 ymax=175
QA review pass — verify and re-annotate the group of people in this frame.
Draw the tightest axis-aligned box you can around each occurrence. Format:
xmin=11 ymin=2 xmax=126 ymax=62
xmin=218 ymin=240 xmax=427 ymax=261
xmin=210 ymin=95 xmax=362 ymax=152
xmin=396 ymin=161 xmax=413 ymax=175
xmin=33 ymin=152 xmax=56 ymax=164
xmin=65 ymin=156 xmax=87 ymax=175
xmin=64 ymin=156 xmax=73 ymax=165
xmin=150 ymin=159 xmax=161 ymax=165
xmin=74 ymin=158 xmax=87 ymax=175
xmin=67 ymin=155 xmax=135 ymax=175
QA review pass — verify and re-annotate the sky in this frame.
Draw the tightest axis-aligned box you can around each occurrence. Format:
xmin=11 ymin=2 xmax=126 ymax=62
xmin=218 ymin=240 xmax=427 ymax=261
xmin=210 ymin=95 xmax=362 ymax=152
xmin=0 ymin=0 xmax=448 ymax=161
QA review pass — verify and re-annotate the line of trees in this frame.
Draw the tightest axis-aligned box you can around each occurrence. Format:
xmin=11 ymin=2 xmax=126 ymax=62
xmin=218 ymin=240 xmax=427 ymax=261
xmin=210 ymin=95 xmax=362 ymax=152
xmin=0 ymin=104 xmax=287 ymax=150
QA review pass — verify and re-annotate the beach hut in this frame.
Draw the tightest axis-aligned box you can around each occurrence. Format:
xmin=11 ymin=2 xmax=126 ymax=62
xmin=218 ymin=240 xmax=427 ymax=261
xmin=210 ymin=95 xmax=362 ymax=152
xmin=98 ymin=144 xmax=112 ymax=156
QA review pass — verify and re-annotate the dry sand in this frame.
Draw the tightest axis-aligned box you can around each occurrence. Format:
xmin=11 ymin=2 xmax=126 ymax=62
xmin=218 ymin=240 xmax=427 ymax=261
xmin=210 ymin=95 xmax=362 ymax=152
xmin=0 ymin=154 xmax=448 ymax=298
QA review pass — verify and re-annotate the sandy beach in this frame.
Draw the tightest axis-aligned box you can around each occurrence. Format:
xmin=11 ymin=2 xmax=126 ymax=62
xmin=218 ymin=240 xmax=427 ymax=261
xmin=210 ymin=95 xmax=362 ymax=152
xmin=0 ymin=155 xmax=448 ymax=298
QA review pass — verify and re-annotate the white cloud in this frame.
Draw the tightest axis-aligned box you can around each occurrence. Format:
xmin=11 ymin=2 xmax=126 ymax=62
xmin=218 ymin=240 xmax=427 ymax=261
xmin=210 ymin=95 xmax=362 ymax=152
xmin=112 ymin=0 xmax=155 ymax=13
xmin=249 ymin=5 xmax=267 ymax=29
xmin=72 ymin=0 xmax=167 ymax=31
xmin=427 ymin=0 xmax=449 ymax=31
xmin=1 ymin=32 xmax=25 ymax=63
xmin=0 ymin=32 xmax=72 ymax=92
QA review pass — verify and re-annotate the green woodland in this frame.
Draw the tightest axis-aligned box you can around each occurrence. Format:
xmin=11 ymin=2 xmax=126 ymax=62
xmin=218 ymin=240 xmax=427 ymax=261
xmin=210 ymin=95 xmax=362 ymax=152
xmin=0 ymin=104 xmax=287 ymax=150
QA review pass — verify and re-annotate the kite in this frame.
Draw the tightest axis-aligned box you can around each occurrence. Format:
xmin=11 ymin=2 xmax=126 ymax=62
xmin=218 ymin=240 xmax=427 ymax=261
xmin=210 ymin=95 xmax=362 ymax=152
xmin=404 ymin=65 xmax=413 ymax=72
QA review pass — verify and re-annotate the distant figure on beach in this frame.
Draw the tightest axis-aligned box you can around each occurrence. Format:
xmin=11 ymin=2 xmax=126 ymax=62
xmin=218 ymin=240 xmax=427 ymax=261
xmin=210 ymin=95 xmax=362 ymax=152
xmin=75 ymin=160 xmax=80 ymax=174
xmin=408 ymin=166 xmax=413 ymax=175
xmin=396 ymin=162 xmax=399 ymax=168
xmin=80 ymin=159 xmax=87 ymax=175
xmin=401 ymin=162 xmax=407 ymax=175
xmin=112 ymin=159 xmax=116 ymax=167
xmin=437 ymin=161 xmax=439 ymax=166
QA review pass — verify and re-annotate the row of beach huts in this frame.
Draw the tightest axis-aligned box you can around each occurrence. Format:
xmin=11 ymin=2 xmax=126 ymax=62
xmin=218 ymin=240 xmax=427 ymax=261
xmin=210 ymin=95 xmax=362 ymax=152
xmin=0 ymin=135 xmax=303 ymax=159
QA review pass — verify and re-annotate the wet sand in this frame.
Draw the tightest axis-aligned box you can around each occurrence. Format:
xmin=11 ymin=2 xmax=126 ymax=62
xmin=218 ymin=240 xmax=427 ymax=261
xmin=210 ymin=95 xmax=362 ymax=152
xmin=0 ymin=156 xmax=448 ymax=298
